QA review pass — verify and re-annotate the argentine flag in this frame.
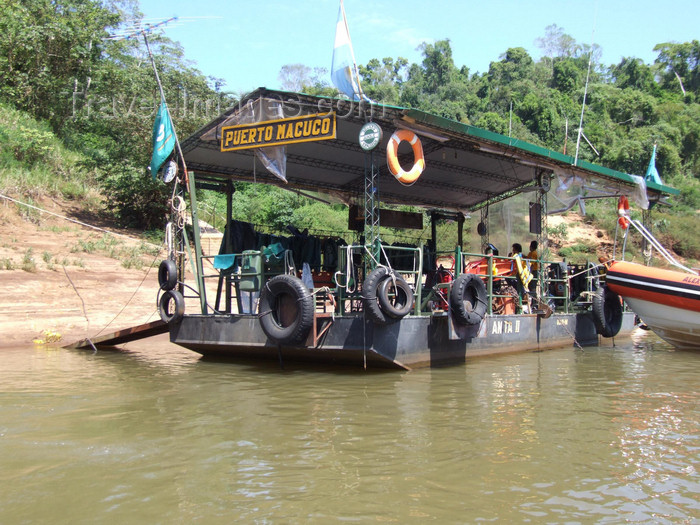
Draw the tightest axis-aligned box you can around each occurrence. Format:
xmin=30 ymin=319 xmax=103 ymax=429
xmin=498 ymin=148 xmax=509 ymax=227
xmin=150 ymin=100 xmax=175 ymax=180
xmin=331 ymin=0 xmax=366 ymax=101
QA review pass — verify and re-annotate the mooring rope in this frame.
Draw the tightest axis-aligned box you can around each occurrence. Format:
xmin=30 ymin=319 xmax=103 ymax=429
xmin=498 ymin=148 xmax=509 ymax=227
xmin=62 ymin=265 xmax=97 ymax=353
xmin=92 ymin=246 xmax=164 ymax=338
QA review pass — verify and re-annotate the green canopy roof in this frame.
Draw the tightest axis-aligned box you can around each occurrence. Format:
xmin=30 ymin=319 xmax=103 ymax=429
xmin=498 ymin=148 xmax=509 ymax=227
xmin=181 ymin=88 xmax=677 ymax=213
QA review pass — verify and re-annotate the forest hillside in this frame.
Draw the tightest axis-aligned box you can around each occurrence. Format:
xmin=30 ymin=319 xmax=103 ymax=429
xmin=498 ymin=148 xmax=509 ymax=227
xmin=0 ymin=1 xmax=698 ymax=265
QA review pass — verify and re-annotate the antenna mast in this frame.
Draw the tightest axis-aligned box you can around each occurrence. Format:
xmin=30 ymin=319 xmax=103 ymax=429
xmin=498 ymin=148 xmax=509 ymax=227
xmin=574 ymin=6 xmax=598 ymax=166
xmin=109 ymin=17 xmax=188 ymax=177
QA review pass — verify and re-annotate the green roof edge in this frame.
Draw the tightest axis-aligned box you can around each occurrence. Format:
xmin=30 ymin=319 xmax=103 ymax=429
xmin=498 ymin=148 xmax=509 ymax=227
xmin=246 ymin=88 xmax=679 ymax=197
xmin=404 ymin=108 xmax=679 ymax=196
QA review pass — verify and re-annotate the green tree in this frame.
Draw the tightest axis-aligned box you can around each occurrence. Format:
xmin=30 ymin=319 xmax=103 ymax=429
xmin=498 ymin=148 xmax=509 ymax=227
xmin=0 ymin=0 xmax=118 ymax=128
xmin=609 ymin=57 xmax=656 ymax=93
xmin=654 ymin=40 xmax=700 ymax=97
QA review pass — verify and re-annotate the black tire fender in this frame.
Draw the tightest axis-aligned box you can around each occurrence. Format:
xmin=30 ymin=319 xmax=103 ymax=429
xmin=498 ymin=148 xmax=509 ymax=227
xmin=450 ymin=273 xmax=488 ymax=325
xmin=377 ymin=275 xmax=414 ymax=319
xmin=259 ymin=274 xmax=315 ymax=345
xmin=592 ymin=286 xmax=623 ymax=337
xmin=587 ymin=261 xmax=600 ymax=291
xmin=362 ymin=267 xmax=392 ymax=325
xmin=159 ymin=289 xmax=185 ymax=323
xmin=158 ymin=259 xmax=178 ymax=291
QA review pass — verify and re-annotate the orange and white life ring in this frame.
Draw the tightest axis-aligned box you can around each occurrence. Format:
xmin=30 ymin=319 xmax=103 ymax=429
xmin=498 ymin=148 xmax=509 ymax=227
xmin=386 ymin=129 xmax=425 ymax=185
xmin=617 ymin=195 xmax=630 ymax=230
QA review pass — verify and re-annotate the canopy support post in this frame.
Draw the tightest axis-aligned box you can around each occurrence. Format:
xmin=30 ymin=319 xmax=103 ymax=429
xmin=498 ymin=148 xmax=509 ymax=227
xmin=430 ymin=212 xmax=438 ymax=262
xmin=225 ymin=180 xmax=234 ymax=313
xmin=457 ymin=212 xmax=465 ymax=249
xmin=187 ymin=171 xmax=207 ymax=314
xmin=364 ymin=148 xmax=380 ymax=263
xmin=537 ymin=185 xmax=548 ymax=297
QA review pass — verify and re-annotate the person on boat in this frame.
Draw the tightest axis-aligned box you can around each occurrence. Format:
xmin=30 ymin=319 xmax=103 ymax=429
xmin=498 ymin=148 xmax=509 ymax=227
xmin=510 ymin=243 xmax=533 ymax=311
xmin=526 ymin=240 xmax=539 ymax=293
xmin=484 ymin=244 xmax=497 ymax=277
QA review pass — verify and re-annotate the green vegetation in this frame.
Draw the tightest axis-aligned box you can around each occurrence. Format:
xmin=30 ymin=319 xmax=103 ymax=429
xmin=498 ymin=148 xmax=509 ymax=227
xmin=21 ymin=247 xmax=36 ymax=272
xmin=0 ymin=3 xmax=697 ymax=260
xmin=69 ymin=233 xmax=159 ymax=267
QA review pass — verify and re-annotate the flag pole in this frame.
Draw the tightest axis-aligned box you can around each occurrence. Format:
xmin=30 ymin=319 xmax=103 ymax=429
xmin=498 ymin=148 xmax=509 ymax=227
xmin=142 ymin=31 xmax=188 ymax=181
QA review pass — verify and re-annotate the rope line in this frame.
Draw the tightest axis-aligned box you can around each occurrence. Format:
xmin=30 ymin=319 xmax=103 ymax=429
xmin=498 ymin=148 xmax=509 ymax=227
xmin=92 ymin=245 xmax=164 ymax=337
xmin=0 ymin=193 xmax=160 ymax=248
xmin=62 ymin=265 xmax=97 ymax=353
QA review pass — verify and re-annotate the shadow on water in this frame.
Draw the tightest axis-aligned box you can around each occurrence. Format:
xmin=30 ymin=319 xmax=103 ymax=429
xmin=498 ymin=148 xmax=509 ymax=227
xmin=197 ymin=354 xmax=400 ymax=376
xmin=71 ymin=334 xmax=400 ymax=377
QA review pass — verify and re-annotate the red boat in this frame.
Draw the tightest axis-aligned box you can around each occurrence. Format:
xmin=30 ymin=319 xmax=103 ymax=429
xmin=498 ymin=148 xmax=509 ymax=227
xmin=606 ymin=260 xmax=700 ymax=350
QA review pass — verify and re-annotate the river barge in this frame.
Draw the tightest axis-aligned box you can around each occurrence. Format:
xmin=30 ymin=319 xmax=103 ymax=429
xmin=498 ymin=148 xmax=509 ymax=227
xmin=155 ymin=88 xmax=676 ymax=369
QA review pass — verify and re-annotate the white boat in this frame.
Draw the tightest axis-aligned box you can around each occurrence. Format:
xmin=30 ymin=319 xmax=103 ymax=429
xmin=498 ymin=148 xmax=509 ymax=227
xmin=604 ymin=209 xmax=700 ymax=350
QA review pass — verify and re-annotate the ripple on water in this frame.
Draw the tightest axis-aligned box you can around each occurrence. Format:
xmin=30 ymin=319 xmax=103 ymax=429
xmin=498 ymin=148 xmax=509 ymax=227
xmin=0 ymin=335 xmax=698 ymax=522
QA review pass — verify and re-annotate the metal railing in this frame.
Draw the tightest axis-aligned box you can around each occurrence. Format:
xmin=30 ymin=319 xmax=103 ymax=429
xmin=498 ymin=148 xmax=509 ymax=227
xmin=334 ymin=243 xmax=424 ymax=315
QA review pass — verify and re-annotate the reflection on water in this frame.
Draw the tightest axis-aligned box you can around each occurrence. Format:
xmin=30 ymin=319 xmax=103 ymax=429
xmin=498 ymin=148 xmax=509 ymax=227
xmin=1 ymin=331 xmax=698 ymax=523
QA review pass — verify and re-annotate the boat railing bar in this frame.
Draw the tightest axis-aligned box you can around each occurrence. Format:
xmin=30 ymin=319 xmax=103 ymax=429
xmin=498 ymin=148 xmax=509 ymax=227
xmin=459 ymin=251 xmax=526 ymax=313
xmin=627 ymin=219 xmax=695 ymax=274
xmin=376 ymin=243 xmax=424 ymax=315
xmin=335 ymin=243 xmax=424 ymax=316
xmin=459 ymin=251 xmax=578 ymax=314
xmin=198 ymin=251 xmax=298 ymax=314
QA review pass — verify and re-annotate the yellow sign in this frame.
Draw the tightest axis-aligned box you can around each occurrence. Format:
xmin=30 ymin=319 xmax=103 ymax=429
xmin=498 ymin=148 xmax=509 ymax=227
xmin=221 ymin=112 xmax=336 ymax=151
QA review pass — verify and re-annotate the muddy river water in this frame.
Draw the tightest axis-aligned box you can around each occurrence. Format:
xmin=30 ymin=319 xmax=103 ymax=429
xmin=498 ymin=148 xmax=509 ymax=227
xmin=1 ymin=331 xmax=698 ymax=523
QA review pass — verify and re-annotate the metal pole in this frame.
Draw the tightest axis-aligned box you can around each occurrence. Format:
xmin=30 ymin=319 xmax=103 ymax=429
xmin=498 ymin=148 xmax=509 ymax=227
xmin=225 ymin=180 xmax=233 ymax=313
xmin=187 ymin=172 xmax=207 ymax=314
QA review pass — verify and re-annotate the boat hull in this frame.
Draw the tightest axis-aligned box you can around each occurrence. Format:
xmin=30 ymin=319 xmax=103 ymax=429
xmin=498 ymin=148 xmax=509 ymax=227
xmin=606 ymin=261 xmax=700 ymax=350
xmin=169 ymin=311 xmax=637 ymax=369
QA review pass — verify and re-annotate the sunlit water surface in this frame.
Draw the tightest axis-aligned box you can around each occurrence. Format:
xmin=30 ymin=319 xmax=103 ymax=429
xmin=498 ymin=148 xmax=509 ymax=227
xmin=1 ymin=331 xmax=698 ymax=524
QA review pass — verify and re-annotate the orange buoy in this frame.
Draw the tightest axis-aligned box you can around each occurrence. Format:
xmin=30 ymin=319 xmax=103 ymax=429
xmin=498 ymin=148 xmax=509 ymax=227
xmin=617 ymin=195 xmax=630 ymax=230
xmin=386 ymin=129 xmax=425 ymax=185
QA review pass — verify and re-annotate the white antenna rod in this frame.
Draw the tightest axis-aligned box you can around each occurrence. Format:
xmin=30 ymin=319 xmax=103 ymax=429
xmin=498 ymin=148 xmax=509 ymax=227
xmin=509 ymin=100 xmax=513 ymax=137
xmin=109 ymin=17 xmax=188 ymax=176
xmin=574 ymin=5 xmax=598 ymax=166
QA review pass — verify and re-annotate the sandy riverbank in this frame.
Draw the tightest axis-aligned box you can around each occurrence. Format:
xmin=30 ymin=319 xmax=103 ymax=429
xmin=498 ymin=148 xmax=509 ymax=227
xmin=0 ymin=197 xmax=166 ymax=348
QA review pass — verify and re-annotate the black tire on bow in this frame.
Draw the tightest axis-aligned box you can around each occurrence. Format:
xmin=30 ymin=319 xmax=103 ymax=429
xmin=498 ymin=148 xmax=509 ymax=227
xmin=361 ymin=267 xmax=392 ymax=325
xmin=158 ymin=259 xmax=178 ymax=291
xmin=592 ymin=286 xmax=623 ymax=338
xmin=159 ymin=289 xmax=185 ymax=324
xmin=258 ymin=274 xmax=315 ymax=345
xmin=449 ymin=273 xmax=488 ymax=325
xmin=377 ymin=274 xmax=414 ymax=319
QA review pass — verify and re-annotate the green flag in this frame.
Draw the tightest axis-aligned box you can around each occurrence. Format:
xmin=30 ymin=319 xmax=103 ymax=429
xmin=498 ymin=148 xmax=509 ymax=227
xmin=150 ymin=100 xmax=175 ymax=180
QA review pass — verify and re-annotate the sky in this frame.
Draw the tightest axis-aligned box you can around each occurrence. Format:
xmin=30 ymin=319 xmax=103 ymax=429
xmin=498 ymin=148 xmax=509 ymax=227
xmin=135 ymin=0 xmax=699 ymax=96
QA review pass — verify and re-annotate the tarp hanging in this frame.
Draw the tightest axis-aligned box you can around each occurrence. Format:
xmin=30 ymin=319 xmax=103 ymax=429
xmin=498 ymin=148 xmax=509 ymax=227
xmin=202 ymin=97 xmax=288 ymax=182
xmin=549 ymin=170 xmax=649 ymax=214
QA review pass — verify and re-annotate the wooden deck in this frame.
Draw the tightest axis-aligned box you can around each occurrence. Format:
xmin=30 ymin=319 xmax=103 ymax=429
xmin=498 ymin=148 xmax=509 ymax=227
xmin=64 ymin=320 xmax=168 ymax=349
